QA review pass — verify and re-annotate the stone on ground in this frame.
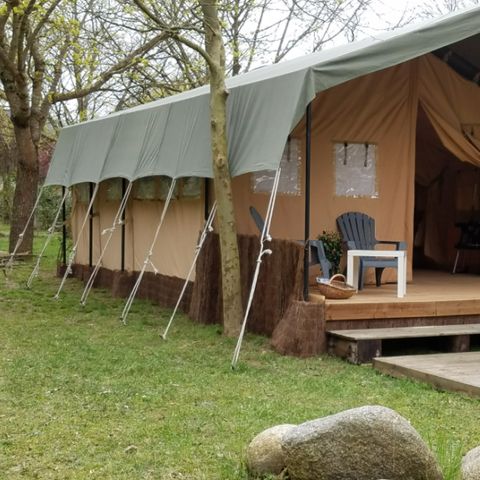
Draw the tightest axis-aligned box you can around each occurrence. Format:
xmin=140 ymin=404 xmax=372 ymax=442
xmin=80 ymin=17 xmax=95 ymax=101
xmin=462 ymin=446 xmax=480 ymax=480
xmin=282 ymin=405 xmax=443 ymax=480
xmin=246 ymin=424 xmax=296 ymax=478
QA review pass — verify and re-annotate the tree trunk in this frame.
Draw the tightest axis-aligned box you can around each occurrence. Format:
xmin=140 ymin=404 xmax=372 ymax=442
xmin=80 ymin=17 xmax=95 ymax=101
xmin=8 ymin=125 xmax=39 ymax=254
xmin=201 ymin=1 xmax=243 ymax=337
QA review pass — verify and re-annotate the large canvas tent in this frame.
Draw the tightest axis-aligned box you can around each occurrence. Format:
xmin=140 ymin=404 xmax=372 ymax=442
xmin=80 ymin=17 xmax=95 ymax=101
xmin=44 ymin=6 xmax=480 ymax=291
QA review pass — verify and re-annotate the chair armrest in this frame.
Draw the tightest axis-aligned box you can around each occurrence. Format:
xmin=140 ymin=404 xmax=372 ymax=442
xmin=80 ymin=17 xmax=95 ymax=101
xmin=377 ymin=240 xmax=407 ymax=250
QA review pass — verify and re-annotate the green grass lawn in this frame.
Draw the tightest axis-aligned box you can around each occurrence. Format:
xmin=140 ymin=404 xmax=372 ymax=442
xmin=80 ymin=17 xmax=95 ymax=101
xmin=1 ymin=227 xmax=479 ymax=479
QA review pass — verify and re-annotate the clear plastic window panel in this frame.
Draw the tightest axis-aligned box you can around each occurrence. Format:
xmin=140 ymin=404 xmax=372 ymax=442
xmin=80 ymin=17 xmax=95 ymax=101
xmin=74 ymin=183 xmax=90 ymax=203
xmin=334 ymin=142 xmax=378 ymax=198
xmin=133 ymin=177 xmax=157 ymax=200
xmin=105 ymin=178 xmax=123 ymax=201
xmin=252 ymin=138 xmax=302 ymax=195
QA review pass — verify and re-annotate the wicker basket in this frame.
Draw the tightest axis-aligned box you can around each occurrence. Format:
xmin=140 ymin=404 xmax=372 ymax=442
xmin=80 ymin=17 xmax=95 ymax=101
xmin=315 ymin=274 xmax=356 ymax=300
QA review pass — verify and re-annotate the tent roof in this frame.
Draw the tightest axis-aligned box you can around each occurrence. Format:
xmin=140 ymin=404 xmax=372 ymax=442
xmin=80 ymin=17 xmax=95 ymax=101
xmin=45 ymin=5 xmax=480 ymax=187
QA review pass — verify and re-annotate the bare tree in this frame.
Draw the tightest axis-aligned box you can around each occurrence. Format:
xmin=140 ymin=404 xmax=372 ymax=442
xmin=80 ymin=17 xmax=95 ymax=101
xmin=129 ymin=0 xmax=244 ymax=336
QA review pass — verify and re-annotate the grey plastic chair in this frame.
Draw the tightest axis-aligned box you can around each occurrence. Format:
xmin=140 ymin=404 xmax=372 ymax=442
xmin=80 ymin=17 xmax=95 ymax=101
xmin=336 ymin=211 xmax=406 ymax=290
xmin=249 ymin=206 xmax=331 ymax=278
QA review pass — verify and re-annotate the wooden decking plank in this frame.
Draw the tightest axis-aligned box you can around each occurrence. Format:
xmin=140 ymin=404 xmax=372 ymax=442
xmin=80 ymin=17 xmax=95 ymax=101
xmin=324 ymin=271 xmax=480 ymax=322
xmin=327 ymin=324 xmax=480 ymax=341
xmin=373 ymin=352 xmax=480 ymax=397
xmin=325 ymin=301 xmax=436 ymax=321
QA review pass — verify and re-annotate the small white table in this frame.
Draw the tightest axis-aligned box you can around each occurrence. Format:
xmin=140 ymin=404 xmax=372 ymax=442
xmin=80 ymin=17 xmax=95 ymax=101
xmin=347 ymin=249 xmax=407 ymax=298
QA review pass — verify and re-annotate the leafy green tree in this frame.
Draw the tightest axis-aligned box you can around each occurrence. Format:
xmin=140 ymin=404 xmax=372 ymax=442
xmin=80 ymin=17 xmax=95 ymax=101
xmin=0 ymin=0 xmax=168 ymax=253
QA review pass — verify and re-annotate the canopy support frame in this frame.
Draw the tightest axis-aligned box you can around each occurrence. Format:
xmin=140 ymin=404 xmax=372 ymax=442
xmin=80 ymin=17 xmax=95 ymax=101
xmin=54 ymin=183 xmax=100 ymax=299
xmin=5 ymin=186 xmax=45 ymax=270
xmin=231 ymin=166 xmax=282 ymax=369
xmin=161 ymin=200 xmax=217 ymax=340
xmin=121 ymin=178 xmax=127 ymax=272
xmin=80 ymin=181 xmax=133 ymax=305
xmin=303 ymin=102 xmax=312 ymax=300
xmin=89 ymin=182 xmax=94 ymax=268
xmin=62 ymin=186 xmax=67 ymax=266
xmin=27 ymin=187 xmax=69 ymax=288
xmin=120 ymin=178 xmax=177 ymax=325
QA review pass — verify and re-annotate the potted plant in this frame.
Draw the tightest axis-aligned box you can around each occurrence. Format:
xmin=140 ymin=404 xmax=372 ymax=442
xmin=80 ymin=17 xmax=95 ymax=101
xmin=318 ymin=230 xmax=343 ymax=274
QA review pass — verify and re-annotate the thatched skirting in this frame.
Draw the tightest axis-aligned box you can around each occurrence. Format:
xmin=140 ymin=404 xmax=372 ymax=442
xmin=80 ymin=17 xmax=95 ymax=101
xmin=68 ymin=264 xmax=193 ymax=313
xmin=271 ymin=300 xmax=327 ymax=357
xmin=61 ymin=233 xmax=326 ymax=355
xmin=189 ymin=233 xmax=304 ymax=336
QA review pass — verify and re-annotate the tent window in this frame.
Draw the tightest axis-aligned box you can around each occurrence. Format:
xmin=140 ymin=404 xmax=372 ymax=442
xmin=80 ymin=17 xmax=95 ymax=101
xmin=334 ymin=142 xmax=378 ymax=198
xmin=252 ymin=137 xmax=301 ymax=195
xmin=74 ymin=183 xmax=90 ymax=204
xmin=105 ymin=178 xmax=123 ymax=201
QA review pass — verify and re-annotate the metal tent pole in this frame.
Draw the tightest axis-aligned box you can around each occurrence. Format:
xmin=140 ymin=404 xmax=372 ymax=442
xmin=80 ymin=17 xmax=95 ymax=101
xmin=303 ymin=103 xmax=312 ymax=301
xmin=62 ymin=186 xmax=67 ymax=266
xmin=161 ymin=201 xmax=217 ymax=340
xmin=80 ymin=181 xmax=133 ymax=305
xmin=120 ymin=178 xmax=177 ymax=325
xmin=27 ymin=187 xmax=69 ymax=288
xmin=4 ymin=186 xmax=45 ymax=270
xmin=121 ymin=178 xmax=126 ymax=272
xmin=204 ymin=178 xmax=210 ymax=221
xmin=231 ymin=167 xmax=281 ymax=369
xmin=54 ymin=183 xmax=99 ymax=299
xmin=89 ymin=182 xmax=94 ymax=268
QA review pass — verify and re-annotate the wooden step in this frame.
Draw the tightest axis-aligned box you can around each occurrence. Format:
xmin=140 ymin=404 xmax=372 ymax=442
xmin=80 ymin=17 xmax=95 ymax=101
xmin=327 ymin=324 xmax=480 ymax=364
xmin=373 ymin=352 xmax=480 ymax=397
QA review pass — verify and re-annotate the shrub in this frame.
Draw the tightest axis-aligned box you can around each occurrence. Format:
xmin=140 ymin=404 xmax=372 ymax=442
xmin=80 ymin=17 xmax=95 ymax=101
xmin=318 ymin=230 xmax=343 ymax=274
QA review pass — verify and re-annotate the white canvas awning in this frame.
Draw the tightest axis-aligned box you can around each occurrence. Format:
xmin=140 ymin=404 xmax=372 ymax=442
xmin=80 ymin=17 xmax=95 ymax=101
xmin=44 ymin=6 xmax=480 ymax=187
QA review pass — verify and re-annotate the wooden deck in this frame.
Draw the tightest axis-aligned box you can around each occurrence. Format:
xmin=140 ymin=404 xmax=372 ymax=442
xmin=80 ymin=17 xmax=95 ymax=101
xmin=322 ymin=270 xmax=480 ymax=326
xmin=374 ymin=352 xmax=480 ymax=397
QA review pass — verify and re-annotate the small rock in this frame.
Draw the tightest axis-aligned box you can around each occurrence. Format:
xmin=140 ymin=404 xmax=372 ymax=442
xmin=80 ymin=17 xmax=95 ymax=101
xmin=462 ymin=446 xmax=480 ymax=480
xmin=246 ymin=424 xmax=296 ymax=478
xmin=282 ymin=405 xmax=443 ymax=480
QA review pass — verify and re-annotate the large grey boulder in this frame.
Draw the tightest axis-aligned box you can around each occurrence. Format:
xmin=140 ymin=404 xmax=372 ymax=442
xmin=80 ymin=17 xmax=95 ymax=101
xmin=246 ymin=424 xmax=296 ymax=478
xmin=282 ymin=405 xmax=443 ymax=480
xmin=462 ymin=446 xmax=480 ymax=480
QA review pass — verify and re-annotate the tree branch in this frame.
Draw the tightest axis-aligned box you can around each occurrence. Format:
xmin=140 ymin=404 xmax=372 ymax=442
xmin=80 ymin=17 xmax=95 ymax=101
xmin=51 ymin=31 xmax=170 ymax=103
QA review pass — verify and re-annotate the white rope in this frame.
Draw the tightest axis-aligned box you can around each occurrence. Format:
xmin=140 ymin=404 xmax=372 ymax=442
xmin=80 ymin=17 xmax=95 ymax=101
xmin=4 ymin=186 xmax=45 ymax=270
xmin=80 ymin=181 xmax=133 ymax=305
xmin=161 ymin=201 xmax=217 ymax=340
xmin=120 ymin=178 xmax=177 ymax=325
xmin=54 ymin=183 xmax=99 ymax=299
xmin=231 ymin=167 xmax=281 ymax=369
xmin=26 ymin=187 xmax=69 ymax=288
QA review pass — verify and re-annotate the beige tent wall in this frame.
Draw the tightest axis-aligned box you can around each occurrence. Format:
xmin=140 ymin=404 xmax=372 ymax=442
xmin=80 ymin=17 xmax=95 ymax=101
xmin=233 ymin=60 xmax=419 ymax=282
xmin=128 ymin=197 xmax=203 ymax=278
xmin=70 ymin=181 xmax=204 ymax=279
xmin=70 ymin=187 xmax=101 ymax=266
